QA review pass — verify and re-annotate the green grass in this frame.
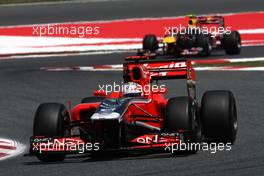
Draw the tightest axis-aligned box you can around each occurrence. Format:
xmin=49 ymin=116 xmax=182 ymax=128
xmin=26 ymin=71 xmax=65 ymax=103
xmin=195 ymin=61 xmax=264 ymax=67
xmin=0 ymin=0 xmax=66 ymax=4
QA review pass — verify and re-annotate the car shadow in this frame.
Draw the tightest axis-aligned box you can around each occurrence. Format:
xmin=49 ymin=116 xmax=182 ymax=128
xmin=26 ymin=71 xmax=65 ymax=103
xmin=24 ymin=150 xmax=193 ymax=165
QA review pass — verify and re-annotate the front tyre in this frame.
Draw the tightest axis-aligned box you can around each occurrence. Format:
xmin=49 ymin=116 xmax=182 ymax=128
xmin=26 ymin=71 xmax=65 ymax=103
xmin=33 ymin=103 xmax=70 ymax=162
xmin=165 ymin=97 xmax=202 ymax=153
xmin=201 ymin=90 xmax=237 ymax=144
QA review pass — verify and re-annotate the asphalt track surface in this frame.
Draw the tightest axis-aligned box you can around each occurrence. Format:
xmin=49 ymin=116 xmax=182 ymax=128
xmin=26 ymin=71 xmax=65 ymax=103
xmin=0 ymin=1 xmax=264 ymax=176
xmin=0 ymin=0 xmax=264 ymax=26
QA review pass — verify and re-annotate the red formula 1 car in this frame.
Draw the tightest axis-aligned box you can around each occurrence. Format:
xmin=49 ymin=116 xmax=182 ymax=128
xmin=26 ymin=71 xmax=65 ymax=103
xmin=140 ymin=15 xmax=241 ymax=57
xmin=30 ymin=56 xmax=237 ymax=162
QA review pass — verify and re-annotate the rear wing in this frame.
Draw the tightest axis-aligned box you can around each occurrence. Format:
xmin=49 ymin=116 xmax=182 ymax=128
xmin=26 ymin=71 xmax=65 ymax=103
xmin=125 ymin=56 xmax=194 ymax=81
xmin=124 ymin=56 xmax=195 ymax=81
xmin=123 ymin=56 xmax=196 ymax=98
xmin=189 ymin=15 xmax=225 ymax=28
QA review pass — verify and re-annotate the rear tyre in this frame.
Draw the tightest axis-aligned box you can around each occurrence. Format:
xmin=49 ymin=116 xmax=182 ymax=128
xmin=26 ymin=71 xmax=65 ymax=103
xmin=165 ymin=97 xmax=202 ymax=153
xmin=222 ymin=31 xmax=241 ymax=55
xmin=201 ymin=90 xmax=237 ymax=144
xmin=143 ymin=34 xmax=159 ymax=52
xmin=196 ymin=34 xmax=212 ymax=57
xmin=33 ymin=103 xmax=70 ymax=162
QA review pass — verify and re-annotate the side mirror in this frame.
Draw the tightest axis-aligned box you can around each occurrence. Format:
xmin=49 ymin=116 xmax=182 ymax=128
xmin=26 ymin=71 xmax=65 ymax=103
xmin=93 ymin=90 xmax=107 ymax=97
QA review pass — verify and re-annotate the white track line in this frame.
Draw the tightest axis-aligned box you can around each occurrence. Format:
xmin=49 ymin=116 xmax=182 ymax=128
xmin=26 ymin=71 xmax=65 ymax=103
xmin=43 ymin=56 xmax=264 ymax=72
xmin=0 ymin=34 xmax=263 ymax=57
xmin=239 ymin=28 xmax=264 ymax=34
xmin=0 ymin=36 xmax=142 ymax=47
xmin=229 ymin=57 xmax=264 ymax=62
xmin=0 ymin=138 xmax=26 ymax=161
xmin=0 ymin=50 xmax=129 ymax=60
xmin=195 ymin=67 xmax=264 ymax=71
xmin=47 ymin=66 xmax=264 ymax=72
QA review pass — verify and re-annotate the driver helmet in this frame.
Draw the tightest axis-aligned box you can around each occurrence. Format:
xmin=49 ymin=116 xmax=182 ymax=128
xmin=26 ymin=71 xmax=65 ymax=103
xmin=188 ymin=18 xmax=199 ymax=28
xmin=123 ymin=82 xmax=142 ymax=97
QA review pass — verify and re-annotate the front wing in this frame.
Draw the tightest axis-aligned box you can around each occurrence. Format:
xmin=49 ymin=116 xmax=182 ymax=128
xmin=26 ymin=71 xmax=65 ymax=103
xmin=30 ymin=132 xmax=183 ymax=154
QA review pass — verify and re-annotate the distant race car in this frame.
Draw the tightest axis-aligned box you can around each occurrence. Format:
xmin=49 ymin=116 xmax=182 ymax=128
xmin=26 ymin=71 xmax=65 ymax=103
xmin=30 ymin=56 xmax=237 ymax=162
xmin=140 ymin=15 xmax=241 ymax=57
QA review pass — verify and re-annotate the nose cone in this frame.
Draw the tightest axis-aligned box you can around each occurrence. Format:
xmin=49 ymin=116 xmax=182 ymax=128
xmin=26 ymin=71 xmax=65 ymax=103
xmin=91 ymin=112 xmax=120 ymax=120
